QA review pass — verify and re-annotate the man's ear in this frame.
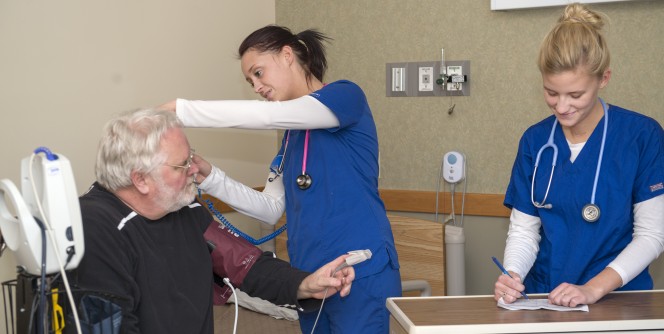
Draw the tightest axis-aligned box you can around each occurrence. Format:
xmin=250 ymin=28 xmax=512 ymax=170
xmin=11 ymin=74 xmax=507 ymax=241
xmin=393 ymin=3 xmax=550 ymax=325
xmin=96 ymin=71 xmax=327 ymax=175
xmin=131 ymin=170 xmax=150 ymax=195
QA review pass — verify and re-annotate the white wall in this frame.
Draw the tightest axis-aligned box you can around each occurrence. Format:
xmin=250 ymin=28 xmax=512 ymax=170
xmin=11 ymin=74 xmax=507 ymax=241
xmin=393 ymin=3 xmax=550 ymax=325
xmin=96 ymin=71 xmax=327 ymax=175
xmin=0 ymin=0 xmax=276 ymax=327
xmin=491 ymin=0 xmax=648 ymax=10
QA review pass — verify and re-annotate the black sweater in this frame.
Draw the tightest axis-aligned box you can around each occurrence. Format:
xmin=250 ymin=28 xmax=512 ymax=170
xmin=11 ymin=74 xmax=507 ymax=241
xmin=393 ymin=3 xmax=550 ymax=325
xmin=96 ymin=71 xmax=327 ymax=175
xmin=73 ymin=183 xmax=310 ymax=334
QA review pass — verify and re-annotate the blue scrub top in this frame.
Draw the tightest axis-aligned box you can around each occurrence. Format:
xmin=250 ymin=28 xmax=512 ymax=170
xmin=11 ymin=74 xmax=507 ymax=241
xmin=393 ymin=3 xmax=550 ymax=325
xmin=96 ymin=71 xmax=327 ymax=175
xmin=278 ymin=80 xmax=400 ymax=279
xmin=504 ymin=104 xmax=664 ymax=293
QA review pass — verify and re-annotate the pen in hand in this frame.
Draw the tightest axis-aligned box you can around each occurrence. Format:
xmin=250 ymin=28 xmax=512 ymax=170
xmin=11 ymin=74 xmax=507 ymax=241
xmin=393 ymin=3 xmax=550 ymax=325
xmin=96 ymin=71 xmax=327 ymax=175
xmin=491 ymin=256 xmax=529 ymax=300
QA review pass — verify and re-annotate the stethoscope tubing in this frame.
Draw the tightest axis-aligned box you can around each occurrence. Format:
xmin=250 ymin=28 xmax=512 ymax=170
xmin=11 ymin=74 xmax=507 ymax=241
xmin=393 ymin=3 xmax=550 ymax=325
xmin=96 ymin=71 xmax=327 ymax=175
xmin=531 ymin=98 xmax=608 ymax=211
xmin=531 ymin=118 xmax=559 ymax=208
xmin=591 ymin=100 xmax=609 ymax=204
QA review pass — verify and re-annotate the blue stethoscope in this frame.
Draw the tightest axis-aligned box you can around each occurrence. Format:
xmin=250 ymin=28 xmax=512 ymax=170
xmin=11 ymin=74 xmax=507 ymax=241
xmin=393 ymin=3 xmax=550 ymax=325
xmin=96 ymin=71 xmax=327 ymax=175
xmin=269 ymin=130 xmax=312 ymax=190
xmin=531 ymin=99 xmax=608 ymax=223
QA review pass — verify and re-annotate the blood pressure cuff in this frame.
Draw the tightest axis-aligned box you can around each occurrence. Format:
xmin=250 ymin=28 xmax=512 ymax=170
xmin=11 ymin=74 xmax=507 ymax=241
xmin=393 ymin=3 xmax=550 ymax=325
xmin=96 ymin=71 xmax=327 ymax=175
xmin=77 ymin=295 xmax=122 ymax=334
xmin=204 ymin=221 xmax=263 ymax=305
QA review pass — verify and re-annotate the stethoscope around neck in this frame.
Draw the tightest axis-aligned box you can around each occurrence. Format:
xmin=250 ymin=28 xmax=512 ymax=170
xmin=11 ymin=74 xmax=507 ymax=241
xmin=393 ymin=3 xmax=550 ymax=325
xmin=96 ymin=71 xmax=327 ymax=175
xmin=531 ymin=99 xmax=608 ymax=223
xmin=269 ymin=130 xmax=312 ymax=190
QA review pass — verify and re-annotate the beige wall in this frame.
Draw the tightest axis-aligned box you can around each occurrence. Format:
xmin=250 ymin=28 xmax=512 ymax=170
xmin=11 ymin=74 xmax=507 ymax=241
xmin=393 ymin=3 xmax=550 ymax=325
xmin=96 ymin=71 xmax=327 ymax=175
xmin=276 ymin=0 xmax=664 ymax=294
xmin=0 ymin=0 xmax=276 ymax=325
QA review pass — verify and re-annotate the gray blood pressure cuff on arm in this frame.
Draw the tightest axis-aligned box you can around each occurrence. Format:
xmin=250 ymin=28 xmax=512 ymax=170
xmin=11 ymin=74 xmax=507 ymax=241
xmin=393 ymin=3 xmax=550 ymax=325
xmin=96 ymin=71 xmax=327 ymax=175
xmin=204 ymin=221 xmax=263 ymax=305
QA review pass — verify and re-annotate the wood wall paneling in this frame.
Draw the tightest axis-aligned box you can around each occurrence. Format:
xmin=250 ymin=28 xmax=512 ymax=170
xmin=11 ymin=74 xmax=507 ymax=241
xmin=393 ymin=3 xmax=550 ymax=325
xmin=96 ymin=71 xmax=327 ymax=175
xmin=201 ymin=189 xmax=509 ymax=217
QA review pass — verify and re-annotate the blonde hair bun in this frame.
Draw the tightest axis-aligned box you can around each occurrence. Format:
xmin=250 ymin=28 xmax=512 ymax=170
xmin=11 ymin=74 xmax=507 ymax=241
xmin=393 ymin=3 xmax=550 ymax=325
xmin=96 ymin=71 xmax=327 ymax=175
xmin=538 ymin=2 xmax=610 ymax=76
xmin=559 ymin=3 xmax=606 ymax=31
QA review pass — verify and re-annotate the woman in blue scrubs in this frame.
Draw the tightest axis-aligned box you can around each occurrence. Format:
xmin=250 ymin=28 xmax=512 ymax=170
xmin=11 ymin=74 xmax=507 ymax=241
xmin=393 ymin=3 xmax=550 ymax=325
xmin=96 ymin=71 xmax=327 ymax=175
xmin=494 ymin=3 xmax=664 ymax=308
xmin=159 ymin=25 xmax=401 ymax=334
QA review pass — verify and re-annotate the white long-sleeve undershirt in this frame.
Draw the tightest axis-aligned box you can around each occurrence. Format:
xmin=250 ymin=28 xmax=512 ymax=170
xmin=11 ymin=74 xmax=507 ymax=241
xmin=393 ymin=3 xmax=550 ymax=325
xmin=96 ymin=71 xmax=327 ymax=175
xmin=199 ymin=166 xmax=286 ymax=225
xmin=504 ymin=194 xmax=664 ymax=286
xmin=178 ymin=94 xmax=339 ymax=223
xmin=176 ymin=95 xmax=340 ymax=130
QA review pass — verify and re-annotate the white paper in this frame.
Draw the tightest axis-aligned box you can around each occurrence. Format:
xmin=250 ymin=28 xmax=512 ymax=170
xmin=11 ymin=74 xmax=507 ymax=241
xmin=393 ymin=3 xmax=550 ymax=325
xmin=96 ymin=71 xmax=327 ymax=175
xmin=497 ymin=297 xmax=589 ymax=312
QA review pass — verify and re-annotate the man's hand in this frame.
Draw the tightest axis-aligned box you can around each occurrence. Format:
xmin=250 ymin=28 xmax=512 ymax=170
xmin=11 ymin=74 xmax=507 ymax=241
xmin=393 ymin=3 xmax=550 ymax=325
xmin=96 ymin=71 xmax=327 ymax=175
xmin=297 ymin=255 xmax=355 ymax=300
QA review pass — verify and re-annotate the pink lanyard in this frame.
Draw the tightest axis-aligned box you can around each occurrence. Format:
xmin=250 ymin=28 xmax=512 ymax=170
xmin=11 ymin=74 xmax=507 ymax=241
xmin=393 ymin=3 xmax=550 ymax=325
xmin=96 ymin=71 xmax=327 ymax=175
xmin=301 ymin=130 xmax=310 ymax=174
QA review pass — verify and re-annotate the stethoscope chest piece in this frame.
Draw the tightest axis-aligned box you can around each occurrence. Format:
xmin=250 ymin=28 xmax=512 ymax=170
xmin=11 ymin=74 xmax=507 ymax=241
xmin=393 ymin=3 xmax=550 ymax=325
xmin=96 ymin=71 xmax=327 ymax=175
xmin=582 ymin=203 xmax=600 ymax=222
xmin=296 ymin=173 xmax=312 ymax=190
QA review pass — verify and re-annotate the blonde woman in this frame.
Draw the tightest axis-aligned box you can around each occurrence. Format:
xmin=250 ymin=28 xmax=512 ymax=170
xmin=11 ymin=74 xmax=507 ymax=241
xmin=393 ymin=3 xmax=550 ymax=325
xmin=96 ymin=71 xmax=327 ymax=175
xmin=495 ymin=3 xmax=664 ymax=308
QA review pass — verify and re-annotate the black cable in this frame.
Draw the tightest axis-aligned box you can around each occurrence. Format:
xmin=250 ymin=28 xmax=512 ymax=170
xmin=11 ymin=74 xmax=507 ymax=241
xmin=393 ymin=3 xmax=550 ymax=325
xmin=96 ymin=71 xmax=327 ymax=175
xmin=27 ymin=290 xmax=39 ymax=334
xmin=50 ymin=249 xmax=75 ymax=284
xmin=33 ymin=217 xmax=47 ymax=334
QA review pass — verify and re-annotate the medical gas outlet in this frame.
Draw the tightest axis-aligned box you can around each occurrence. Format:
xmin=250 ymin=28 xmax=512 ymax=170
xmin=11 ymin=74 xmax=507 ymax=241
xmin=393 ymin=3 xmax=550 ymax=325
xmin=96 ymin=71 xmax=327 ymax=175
xmin=437 ymin=65 xmax=467 ymax=92
xmin=419 ymin=66 xmax=434 ymax=92
xmin=386 ymin=60 xmax=470 ymax=97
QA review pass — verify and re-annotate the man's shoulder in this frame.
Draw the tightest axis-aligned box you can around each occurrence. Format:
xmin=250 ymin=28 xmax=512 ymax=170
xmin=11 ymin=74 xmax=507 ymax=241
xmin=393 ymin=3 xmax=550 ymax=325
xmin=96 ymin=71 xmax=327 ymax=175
xmin=79 ymin=184 xmax=135 ymax=233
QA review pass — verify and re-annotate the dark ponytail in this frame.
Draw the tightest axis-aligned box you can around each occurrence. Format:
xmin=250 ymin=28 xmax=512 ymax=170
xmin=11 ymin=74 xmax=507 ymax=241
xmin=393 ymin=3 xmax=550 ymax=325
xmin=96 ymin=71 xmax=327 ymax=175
xmin=238 ymin=25 xmax=332 ymax=83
